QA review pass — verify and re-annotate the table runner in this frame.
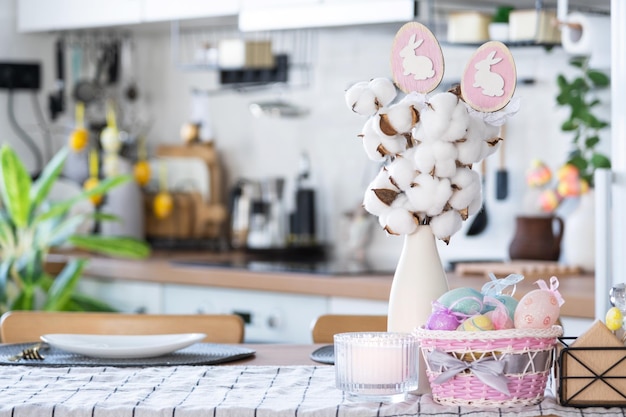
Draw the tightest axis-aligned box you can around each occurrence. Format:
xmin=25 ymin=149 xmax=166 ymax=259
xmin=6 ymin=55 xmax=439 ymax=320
xmin=0 ymin=365 xmax=622 ymax=417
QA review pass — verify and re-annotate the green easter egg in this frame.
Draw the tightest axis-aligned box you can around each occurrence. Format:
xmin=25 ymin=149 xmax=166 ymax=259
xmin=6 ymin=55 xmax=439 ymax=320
xmin=437 ymin=287 xmax=483 ymax=315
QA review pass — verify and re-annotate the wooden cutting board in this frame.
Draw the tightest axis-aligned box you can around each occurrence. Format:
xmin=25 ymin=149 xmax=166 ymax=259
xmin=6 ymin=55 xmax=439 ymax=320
xmin=454 ymin=261 xmax=582 ymax=280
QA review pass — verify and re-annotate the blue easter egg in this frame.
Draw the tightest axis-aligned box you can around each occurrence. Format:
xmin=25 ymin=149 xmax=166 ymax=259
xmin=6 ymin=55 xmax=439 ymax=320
xmin=426 ymin=310 xmax=459 ymax=330
xmin=496 ymin=295 xmax=519 ymax=320
xmin=437 ymin=287 xmax=483 ymax=316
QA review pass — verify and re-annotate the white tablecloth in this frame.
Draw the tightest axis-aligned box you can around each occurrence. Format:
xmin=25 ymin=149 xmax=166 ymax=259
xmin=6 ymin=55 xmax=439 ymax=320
xmin=0 ymin=365 xmax=622 ymax=417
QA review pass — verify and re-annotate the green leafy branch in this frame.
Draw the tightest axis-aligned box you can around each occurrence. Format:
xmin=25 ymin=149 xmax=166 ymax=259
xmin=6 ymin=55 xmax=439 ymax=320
xmin=556 ymin=56 xmax=611 ymax=186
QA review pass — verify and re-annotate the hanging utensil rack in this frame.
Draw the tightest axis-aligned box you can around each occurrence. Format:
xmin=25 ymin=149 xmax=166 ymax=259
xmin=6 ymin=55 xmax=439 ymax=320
xmin=169 ymin=20 xmax=315 ymax=93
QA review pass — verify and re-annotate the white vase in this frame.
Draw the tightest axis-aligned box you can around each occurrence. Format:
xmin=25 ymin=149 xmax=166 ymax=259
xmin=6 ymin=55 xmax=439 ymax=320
xmin=387 ymin=225 xmax=449 ymax=394
xmin=562 ymin=190 xmax=595 ymax=272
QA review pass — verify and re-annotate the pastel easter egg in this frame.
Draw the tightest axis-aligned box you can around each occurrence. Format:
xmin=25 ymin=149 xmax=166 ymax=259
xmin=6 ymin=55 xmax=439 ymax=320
xmin=496 ymin=295 xmax=519 ymax=320
xmin=484 ymin=310 xmax=514 ymax=330
xmin=605 ymin=307 xmax=624 ymax=331
xmin=458 ymin=314 xmax=494 ymax=331
xmin=426 ymin=310 xmax=459 ymax=331
xmin=514 ymin=289 xmax=560 ymax=329
xmin=438 ymin=287 xmax=483 ymax=316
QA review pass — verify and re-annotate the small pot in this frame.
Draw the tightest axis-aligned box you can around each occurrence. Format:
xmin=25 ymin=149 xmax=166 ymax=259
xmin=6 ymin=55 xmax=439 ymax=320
xmin=508 ymin=215 xmax=564 ymax=261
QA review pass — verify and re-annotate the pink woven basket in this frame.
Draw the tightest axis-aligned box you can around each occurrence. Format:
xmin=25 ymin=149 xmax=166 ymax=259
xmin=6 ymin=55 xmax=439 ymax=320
xmin=414 ymin=326 xmax=563 ymax=407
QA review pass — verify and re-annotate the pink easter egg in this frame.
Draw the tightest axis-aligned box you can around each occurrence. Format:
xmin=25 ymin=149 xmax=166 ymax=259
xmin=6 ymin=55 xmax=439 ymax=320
xmin=514 ymin=289 xmax=560 ymax=329
xmin=426 ymin=309 xmax=459 ymax=330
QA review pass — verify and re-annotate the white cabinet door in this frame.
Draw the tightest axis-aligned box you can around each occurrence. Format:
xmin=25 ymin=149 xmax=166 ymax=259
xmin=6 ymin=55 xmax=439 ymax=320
xmin=163 ymin=284 xmax=328 ymax=344
xmin=17 ymin=0 xmax=142 ymax=32
xmin=142 ymin=0 xmax=240 ymax=22
xmin=77 ymin=278 xmax=163 ymax=314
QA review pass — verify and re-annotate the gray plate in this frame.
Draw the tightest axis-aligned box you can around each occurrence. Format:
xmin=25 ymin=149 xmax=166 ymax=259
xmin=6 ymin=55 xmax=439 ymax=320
xmin=0 ymin=343 xmax=255 ymax=367
xmin=310 ymin=345 xmax=334 ymax=364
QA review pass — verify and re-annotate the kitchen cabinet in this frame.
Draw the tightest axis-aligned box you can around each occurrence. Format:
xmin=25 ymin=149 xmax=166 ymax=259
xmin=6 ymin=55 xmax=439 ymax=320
xmin=17 ymin=0 xmax=142 ymax=32
xmin=238 ymin=0 xmax=416 ymax=31
xmin=77 ymin=277 xmax=163 ymax=314
xmin=162 ymin=284 xmax=328 ymax=343
xmin=142 ymin=0 xmax=240 ymax=23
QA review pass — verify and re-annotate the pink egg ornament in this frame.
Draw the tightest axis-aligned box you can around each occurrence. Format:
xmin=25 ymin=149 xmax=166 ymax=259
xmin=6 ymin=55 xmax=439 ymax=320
xmin=514 ymin=277 xmax=564 ymax=329
xmin=426 ymin=309 xmax=460 ymax=330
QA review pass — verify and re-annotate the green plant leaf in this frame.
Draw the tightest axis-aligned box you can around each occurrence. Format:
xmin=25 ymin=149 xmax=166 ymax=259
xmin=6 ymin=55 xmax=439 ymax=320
xmin=587 ymin=70 xmax=610 ymax=87
xmin=0 ymin=145 xmax=32 ymax=228
xmin=32 ymin=175 xmax=131 ymax=225
xmin=47 ymin=214 xmax=89 ymax=247
xmin=585 ymin=136 xmax=600 ymax=149
xmin=567 ymin=155 xmax=588 ymax=172
xmin=43 ymin=258 xmax=87 ymax=311
xmin=68 ymin=235 xmax=151 ymax=259
xmin=0 ymin=212 xmax=14 ymax=248
xmin=29 ymin=147 xmax=68 ymax=218
xmin=10 ymin=285 xmax=34 ymax=310
xmin=591 ymin=153 xmax=611 ymax=169
xmin=561 ymin=120 xmax=578 ymax=131
xmin=569 ymin=56 xmax=587 ymax=68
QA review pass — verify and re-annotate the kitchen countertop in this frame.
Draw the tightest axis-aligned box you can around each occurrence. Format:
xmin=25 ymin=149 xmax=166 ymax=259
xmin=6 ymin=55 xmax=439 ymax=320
xmin=50 ymin=251 xmax=595 ymax=319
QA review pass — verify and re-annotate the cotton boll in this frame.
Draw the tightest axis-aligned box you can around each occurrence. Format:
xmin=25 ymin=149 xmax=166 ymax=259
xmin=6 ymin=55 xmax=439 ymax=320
xmin=420 ymin=94 xmax=469 ymax=142
xmin=427 ymin=92 xmax=459 ymax=115
xmin=345 ymin=81 xmax=380 ymax=116
xmin=449 ymin=168 xmax=481 ymax=212
xmin=360 ymin=118 xmax=387 ymax=162
xmin=478 ymin=137 xmax=502 ymax=160
xmin=387 ymin=154 xmax=417 ymax=190
xmin=368 ymin=78 xmax=397 ymax=107
xmin=443 ymin=102 xmax=471 ymax=142
xmin=430 ymin=210 xmax=463 ymax=243
xmin=455 ymin=135 xmax=483 ymax=165
xmin=363 ymin=186 xmax=398 ymax=216
xmin=382 ymin=207 xmax=418 ymax=235
xmin=405 ymin=174 xmax=452 ymax=216
xmin=380 ymin=133 xmax=409 ymax=156
xmin=431 ymin=141 xmax=458 ymax=178
xmin=399 ymin=92 xmax=428 ymax=112
xmin=413 ymin=142 xmax=436 ymax=175
xmin=467 ymin=192 xmax=483 ymax=217
xmin=371 ymin=166 xmax=399 ymax=191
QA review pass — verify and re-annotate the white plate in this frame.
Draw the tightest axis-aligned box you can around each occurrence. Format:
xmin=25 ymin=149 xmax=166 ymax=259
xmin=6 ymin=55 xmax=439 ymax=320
xmin=40 ymin=333 xmax=206 ymax=359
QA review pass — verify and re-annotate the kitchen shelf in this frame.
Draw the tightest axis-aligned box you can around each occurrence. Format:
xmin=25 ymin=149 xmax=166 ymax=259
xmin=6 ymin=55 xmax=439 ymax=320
xmin=169 ymin=21 xmax=315 ymax=92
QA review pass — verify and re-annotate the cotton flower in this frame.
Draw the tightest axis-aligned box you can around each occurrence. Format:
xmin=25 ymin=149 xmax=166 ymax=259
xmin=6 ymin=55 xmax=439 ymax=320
xmin=387 ymin=153 xmax=418 ymax=190
xmin=405 ymin=174 xmax=452 ymax=217
xmin=379 ymin=207 xmax=418 ymax=236
xmin=359 ymin=118 xmax=388 ymax=162
xmin=420 ymin=93 xmax=469 ymax=142
xmin=362 ymin=166 xmax=399 ymax=216
xmin=374 ymin=101 xmax=420 ymax=137
xmin=368 ymin=77 xmax=397 ymax=108
xmin=345 ymin=81 xmax=380 ymax=116
xmin=430 ymin=209 xmax=463 ymax=244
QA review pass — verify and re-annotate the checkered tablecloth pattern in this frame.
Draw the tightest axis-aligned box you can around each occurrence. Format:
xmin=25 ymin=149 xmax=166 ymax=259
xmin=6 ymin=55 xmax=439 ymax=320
xmin=0 ymin=365 xmax=622 ymax=417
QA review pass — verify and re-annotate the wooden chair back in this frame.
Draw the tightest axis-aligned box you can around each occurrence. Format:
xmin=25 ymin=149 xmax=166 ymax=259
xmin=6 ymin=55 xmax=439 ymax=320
xmin=311 ymin=314 xmax=388 ymax=343
xmin=0 ymin=311 xmax=244 ymax=344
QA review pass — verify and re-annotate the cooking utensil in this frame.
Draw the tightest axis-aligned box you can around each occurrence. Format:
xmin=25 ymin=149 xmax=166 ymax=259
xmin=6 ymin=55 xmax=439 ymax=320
xmin=466 ymin=160 xmax=488 ymax=236
xmin=73 ymin=46 xmax=107 ymax=104
xmin=495 ymin=124 xmax=508 ymax=200
xmin=48 ymin=38 xmax=65 ymax=120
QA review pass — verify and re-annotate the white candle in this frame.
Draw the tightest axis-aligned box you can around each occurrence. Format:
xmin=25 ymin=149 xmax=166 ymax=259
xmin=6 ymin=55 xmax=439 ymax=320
xmin=334 ymin=332 xmax=418 ymax=400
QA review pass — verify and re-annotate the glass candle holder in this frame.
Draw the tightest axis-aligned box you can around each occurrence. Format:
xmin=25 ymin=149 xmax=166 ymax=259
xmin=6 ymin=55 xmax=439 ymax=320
xmin=334 ymin=332 xmax=418 ymax=403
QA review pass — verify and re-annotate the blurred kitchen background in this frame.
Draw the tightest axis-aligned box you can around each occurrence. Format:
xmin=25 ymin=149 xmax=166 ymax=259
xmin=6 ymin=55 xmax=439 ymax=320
xmin=0 ymin=0 xmax=615 ymax=271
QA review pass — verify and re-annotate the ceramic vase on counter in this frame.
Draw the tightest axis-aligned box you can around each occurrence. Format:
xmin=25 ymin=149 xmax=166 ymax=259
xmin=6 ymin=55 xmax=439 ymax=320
xmin=387 ymin=225 xmax=449 ymax=394
xmin=562 ymin=190 xmax=595 ymax=272
xmin=508 ymin=215 xmax=564 ymax=261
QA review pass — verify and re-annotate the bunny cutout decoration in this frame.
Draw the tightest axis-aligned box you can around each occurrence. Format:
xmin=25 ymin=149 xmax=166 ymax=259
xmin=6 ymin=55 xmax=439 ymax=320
xmin=400 ymin=34 xmax=435 ymax=80
xmin=461 ymin=41 xmax=516 ymax=112
xmin=473 ymin=50 xmax=505 ymax=97
xmin=391 ymin=22 xmax=444 ymax=94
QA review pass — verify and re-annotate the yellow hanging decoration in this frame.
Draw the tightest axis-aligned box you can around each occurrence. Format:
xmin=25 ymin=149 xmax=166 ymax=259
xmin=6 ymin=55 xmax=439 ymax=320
xmin=133 ymin=136 xmax=151 ymax=186
xmin=69 ymin=102 xmax=89 ymax=152
xmin=83 ymin=149 xmax=103 ymax=206
xmin=153 ymin=160 xmax=173 ymax=219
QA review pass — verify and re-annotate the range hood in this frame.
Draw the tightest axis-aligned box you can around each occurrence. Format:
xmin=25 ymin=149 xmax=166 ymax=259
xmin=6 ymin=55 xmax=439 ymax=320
xmin=238 ymin=0 xmax=417 ymax=32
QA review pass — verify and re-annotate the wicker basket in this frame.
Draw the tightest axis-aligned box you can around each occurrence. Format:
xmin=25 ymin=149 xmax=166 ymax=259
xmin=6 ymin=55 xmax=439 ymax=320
xmin=414 ymin=326 xmax=563 ymax=407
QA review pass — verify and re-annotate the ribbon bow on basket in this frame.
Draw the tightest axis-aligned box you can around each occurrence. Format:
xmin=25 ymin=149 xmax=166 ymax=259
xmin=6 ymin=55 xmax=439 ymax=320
xmin=428 ymin=349 xmax=510 ymax=396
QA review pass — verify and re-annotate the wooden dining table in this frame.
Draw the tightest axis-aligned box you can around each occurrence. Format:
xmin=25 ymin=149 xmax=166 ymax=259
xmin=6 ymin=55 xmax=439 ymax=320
xmin=0 ymin=343 xmax=619 ymax=417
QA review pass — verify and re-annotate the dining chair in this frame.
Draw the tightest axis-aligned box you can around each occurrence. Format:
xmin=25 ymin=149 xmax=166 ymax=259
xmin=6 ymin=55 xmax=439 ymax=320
xmin=311 ymin=314 xmax=387 ymax=343
xmin=0 ymin=311 xmax=245 ymax=344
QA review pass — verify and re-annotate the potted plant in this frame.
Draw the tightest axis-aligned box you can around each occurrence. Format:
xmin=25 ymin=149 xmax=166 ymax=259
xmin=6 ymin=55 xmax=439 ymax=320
xmin=0 ymin=144 xmax=151 ymax=313
xmin=530 ymin=56 xmax=610 ymax=270
xmin=489 ymin=6 xmax=513 ymax=41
